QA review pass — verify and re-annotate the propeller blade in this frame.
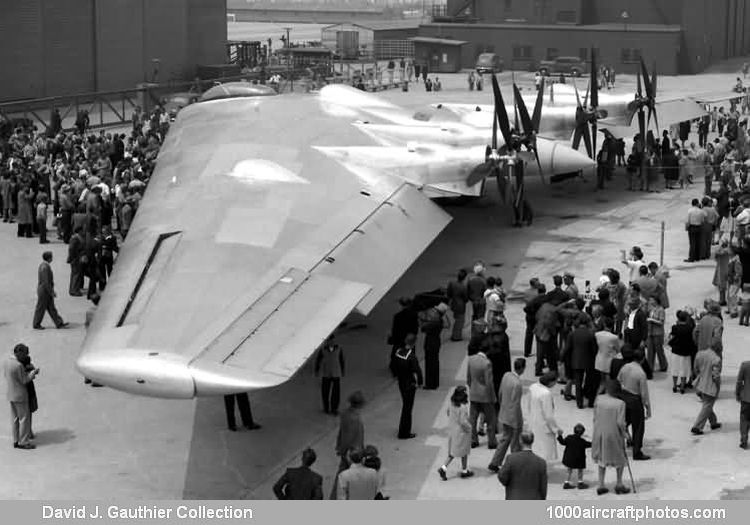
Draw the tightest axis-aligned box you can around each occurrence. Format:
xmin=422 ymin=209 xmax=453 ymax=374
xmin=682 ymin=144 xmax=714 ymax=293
xmin=573 ymin=79 xmax=582 ymax=108
xmin=640 ymin=57 xmax=652 ymax=100
xmin=652 ymin=109 xmax=660 ymax=135
xmin=572 ymin=126 xmax=583 ymax=150
xmin=636 ymin=67 xmax=642 ymax=98
xmin=592 ymin=120 xmax=598 ymax=158
xmin=467 ymin=161 xmax=493 ymax=187
xmin=495 ymin=167 xmax=507 ymax=202
xmin=492 ymin=108 xmax=498 ymax=151
xmin=549 ymin=81 xmax=554 ymax=103
xmin=584 ymin=81 xmax=590 ymax=109
xmin=532 ymin=77 xmax=545 ymax=132
xmin=651 ymin=62 xmax=658 ymax=100
xmin=533 ymin=146 xmax=545 ymax=184
xmin=512 ymin=71 xmax=519 ymax=130
xmin=637 ymin=110 xmax=646 ymax=150
xmin=491 ymin=75 xmax=513 ymax=146
xmin=513 ymin=84 xmax=533 ymax=135
xmin=590 ymin=47 xmax=598 ymax=108
xmin=582 ymin=124 xmax=593 ymax=158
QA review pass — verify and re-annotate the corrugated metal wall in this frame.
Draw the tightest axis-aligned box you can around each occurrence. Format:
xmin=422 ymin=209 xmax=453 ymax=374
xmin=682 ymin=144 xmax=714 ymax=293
xmin=144 ymin=0 xmax=188 ymax=83
xmin=41 ymin=0 xmax=95 ymax=95
xmin=0 ymin=0 xmax=44 ymax=100
xmin=95 ymin=0 xmax=144 ymax=91
xmin=0 ymin=0 xmax=227 ymax=102
xmin=188 ymin=0 xmax=228 ymax=68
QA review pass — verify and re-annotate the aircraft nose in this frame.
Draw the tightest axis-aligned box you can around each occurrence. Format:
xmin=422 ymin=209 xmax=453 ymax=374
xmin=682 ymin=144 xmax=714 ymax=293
xmin=551 ymin=143 xmax=596 ymax=174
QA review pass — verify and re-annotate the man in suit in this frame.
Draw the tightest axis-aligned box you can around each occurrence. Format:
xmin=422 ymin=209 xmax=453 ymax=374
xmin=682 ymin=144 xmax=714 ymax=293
xmin=488 ymin=358 xmax=526 ymax=472
xmin=737 ymin=360 xmax=750 ymax=449
xmin=392 ymin=333 xmax=422 ymax=439
xmin=32 ymin=251 xmax=68 ymax=330
xmin=467 ymin=345 xmax=497 ymax=449
xmin=337 ymin=448 xmax=380 ymax=500
xmin=623 ymin=297 xmax=648 ymax=350
xmin=4 ymin=343 xmax=39 ymax=449
xmin=691 ymin=344 xmax=722 ymax=435
xmin=223 ymin=393 xmax=261 ymax=432
xmin=67 ymin=226 xmax=85 ymax=296
xmin=497 ymin=431 xmax=548 ymax=500
xmin=272 ymin=448 xmax=323 ymax=500
xmin=567 ymin=318 xmax=598 ymax=408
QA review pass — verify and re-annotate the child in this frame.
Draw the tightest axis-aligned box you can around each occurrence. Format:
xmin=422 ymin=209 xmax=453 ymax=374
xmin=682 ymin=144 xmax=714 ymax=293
xmin=557 ymin=424 xmax=591 ymax=489
xmin=740 ymin=284 xmax=750 ymax=326
xmin=437 ymin=386 xmax=473 ymax=480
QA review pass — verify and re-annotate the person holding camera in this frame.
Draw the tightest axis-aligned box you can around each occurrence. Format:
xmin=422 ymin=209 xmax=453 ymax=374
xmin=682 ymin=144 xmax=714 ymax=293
xmin=4 ymin=343 xmax=40 ymax=450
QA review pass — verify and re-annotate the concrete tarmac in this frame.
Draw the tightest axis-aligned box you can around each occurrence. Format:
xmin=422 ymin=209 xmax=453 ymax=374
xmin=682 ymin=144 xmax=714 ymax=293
xmin=1 ymin=70 xmax=749 ymax=500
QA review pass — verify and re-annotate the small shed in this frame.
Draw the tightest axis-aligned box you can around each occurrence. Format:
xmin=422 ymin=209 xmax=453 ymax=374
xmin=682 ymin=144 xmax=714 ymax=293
xmin=410 ymin=37 xmax=467 ymax=73
xmin=322 ymin=23 xmax=374 ymax=59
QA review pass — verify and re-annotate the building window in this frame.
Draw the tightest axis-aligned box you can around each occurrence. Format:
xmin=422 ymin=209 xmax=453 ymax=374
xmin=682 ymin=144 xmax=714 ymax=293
xmin=621 ymin=48 xmax=642 ymax=63
xmin=513 ymin=45 xmax=533 ymax=59
xmin=556 ymin=10 xmax=576 ymax=24
xmin=505 ymin=0 xmax=513 ymax=10
xmin=546 ymin=48 xmax=559 ymax=60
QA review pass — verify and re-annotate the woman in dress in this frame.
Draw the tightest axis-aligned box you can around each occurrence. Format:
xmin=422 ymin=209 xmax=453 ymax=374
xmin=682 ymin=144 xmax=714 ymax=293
xmin=667 ymin=310 xmax=697 ymax=393
xmin=527 ymin=372 xmax=560 ymax=461
xmin=591 ymin=379 xmax=630 ymax=495
xmin=437 ymin=386 xmax=473 ymax=480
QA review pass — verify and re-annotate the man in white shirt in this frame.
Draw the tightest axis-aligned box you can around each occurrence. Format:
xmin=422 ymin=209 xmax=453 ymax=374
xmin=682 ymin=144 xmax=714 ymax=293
xmin=685 ymin=199 xmax=707 ymax=262
xmin=621 ymin=246 xmax=646 ymax=283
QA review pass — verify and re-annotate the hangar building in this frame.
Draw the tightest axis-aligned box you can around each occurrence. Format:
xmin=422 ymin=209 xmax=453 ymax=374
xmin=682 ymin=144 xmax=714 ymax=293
xmin=0 ymin=0 xmax=227 ymax=102
xmin=421 ymin=0 xmax=750 ymax=74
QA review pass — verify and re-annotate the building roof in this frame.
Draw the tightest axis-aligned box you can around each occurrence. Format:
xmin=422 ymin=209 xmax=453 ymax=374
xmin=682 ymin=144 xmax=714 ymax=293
xmin=409 ymin=36 xmax=468 ymax=46
xmin=322 ymin=19 xmax=423 ymax=31
xmin=419 ymin=22 xmax=682 ymax=33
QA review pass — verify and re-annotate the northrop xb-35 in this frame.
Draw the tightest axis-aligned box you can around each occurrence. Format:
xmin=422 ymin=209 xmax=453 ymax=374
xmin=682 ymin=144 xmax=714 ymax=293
xmin=76 ymin=82 xmax=594 ymax=398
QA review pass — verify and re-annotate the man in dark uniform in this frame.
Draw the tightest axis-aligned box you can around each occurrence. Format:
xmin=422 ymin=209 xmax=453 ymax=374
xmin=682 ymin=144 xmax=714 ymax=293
xmin=223 ymin=393 xmax=261 ymax=432
xmin=392 ymin=333 xmax=423 ymax=440
xmin=272 ymin=448 xmax=323 ymax=500
xmin=388 ymin=297 xmax=418 ymax=375
xmin=32 ymin=251 xmax=67 ymax=330
xmin=67 ymin=226 xmax=85 ymax=296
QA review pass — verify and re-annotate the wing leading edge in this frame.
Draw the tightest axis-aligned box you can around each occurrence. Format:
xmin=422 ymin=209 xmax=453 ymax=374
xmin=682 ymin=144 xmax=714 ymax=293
xmin=76 ymin=94 xmax=451 ymax=398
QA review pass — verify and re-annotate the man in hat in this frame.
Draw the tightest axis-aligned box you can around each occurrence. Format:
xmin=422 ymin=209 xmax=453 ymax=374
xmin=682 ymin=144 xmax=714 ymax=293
xmin=67 ymin=226 xmax=86 ymax=296
xmin=33 ymin=251 xmax=68 ymax=330
xmin=59 ymin=184 xmax=75 ymax=243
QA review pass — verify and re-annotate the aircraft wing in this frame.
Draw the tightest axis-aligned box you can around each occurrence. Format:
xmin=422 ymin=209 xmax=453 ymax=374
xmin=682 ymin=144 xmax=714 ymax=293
xmin=77 ymin=94 xmax=451 ymax=399
xmin=690 ymin=90 xmax=744 ymax=104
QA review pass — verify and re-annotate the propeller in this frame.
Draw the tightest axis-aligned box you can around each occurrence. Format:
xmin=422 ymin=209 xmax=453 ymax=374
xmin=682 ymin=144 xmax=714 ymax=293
xmin=512 ymin=77 xmax=546 ymax=182
xmin=466 ymin=74 xmax=528 ymax=195
xmin=629 ymin=56 xmax=659 ymax=149
xmin=570 ymin=47 xmax=600 ymax=159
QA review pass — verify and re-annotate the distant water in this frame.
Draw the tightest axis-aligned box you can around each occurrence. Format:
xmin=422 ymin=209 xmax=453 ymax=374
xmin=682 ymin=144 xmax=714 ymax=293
xmin=228 ymin=22 xmax=327 ymax=47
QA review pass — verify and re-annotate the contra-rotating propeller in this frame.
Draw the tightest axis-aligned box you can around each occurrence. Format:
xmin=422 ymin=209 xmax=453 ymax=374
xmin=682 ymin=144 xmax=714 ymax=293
xmin=467 ymin=75 xmax=544 ymax=193
xmin=630 ymin=57 xmax=659 ymax=149
xmin=571 ymin=47 xmax=605 ymax=159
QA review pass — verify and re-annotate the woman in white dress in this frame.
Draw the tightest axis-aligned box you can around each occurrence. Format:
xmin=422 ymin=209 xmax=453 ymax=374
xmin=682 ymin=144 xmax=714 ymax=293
xmin=526 ymin=372 xmax=561 ymax=460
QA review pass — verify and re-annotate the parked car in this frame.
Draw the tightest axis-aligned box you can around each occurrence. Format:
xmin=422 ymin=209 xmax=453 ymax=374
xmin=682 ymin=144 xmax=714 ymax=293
xmin=161 ymin=92 xmax=200 ymax=116
xmin=475 ymin=53 xmax=504 ymax=74
xmin=537 ymin=56 xmax=586 ymax=77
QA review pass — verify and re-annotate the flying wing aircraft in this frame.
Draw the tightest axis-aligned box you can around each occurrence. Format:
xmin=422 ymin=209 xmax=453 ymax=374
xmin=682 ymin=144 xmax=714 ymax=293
xmin=76 ymin=84 xmax=594 ymax=399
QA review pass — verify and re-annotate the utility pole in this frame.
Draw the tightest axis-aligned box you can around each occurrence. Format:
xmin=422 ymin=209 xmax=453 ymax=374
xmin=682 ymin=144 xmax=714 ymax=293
xmin=283 ymin=26 xmax=292 ymax=92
